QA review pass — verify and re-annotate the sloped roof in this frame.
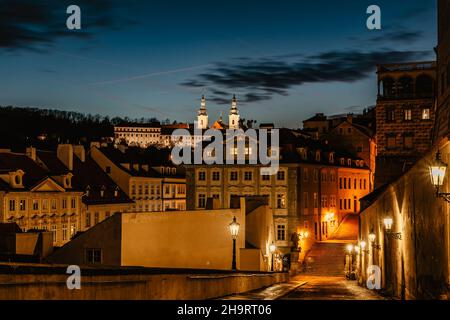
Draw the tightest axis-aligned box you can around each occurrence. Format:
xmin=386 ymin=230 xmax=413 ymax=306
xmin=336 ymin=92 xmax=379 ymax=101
xmin=37 ymin=150 xmax=70 ymax=175
xmin=0 ymin=153 xmax=50 ymax=191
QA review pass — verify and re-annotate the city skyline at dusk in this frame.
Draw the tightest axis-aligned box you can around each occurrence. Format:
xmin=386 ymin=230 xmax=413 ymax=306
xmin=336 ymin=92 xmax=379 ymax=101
xmin=1 ymin=0 xmax=437 ymax=127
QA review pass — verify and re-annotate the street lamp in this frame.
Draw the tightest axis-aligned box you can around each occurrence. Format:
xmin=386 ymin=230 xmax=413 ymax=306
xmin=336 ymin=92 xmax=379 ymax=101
xmin=429 ymin=151 xmax=450 ymax=202
xmin=269 ymin=242 xmax=276 ymax=272
xmin=229 ymin=216 xmax=240 ymax=271
xmin=346 ymin=244 xmax=354 ymax=278
xmin=383 ymin=218 xmax=393 ymax=231
xmin=360 ymin=241 xmax=367 ymax=250
xmin=369 ymin=232 xmax=376 ymax=243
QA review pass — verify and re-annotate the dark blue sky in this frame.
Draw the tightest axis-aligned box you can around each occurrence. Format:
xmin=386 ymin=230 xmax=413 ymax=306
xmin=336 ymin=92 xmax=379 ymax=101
xmin=0 ymin=0 xmax=437 ymax=127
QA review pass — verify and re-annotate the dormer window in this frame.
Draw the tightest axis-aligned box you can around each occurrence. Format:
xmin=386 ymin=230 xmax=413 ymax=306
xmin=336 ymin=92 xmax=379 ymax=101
xmin=329 ymin=153 xmax=334 ymax=164
xmin=63 ymin=173 xmax=73 ymax=189
xmin=315 ymin=151 xmax=321 ymax=162
xmin=85 ymin=185 xmax=91 ymax=197
xmin=347 ymin=159 xmax=352 ymax=166
xmin=100 ymin=186 xmax=106 ymax=197
xmin=114 ymin=187 xmax=119 ymax=197
xmin=9 ymin=170 xmax=24 ymax=188
xmin=340 ymin=158 xmax=345 ymax=166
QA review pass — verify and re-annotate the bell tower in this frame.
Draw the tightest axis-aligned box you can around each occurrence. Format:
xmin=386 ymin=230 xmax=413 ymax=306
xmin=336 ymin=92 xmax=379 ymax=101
xmin=228 ymin=95 xmax=240 ymax=129
xmin=197 ymin=95 xmax=208 ymax=129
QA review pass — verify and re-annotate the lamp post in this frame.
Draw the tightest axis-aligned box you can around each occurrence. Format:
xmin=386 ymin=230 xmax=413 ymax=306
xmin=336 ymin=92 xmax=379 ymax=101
xmin=229 ymin=216 xmax=240 ymax=271
xmin=269 ymin=242 xmax=276 ymax=272
xmin=346 ymin=244 xmax=354 ymax=277
xmin=429 ymin=151 xmax=450 ymax=202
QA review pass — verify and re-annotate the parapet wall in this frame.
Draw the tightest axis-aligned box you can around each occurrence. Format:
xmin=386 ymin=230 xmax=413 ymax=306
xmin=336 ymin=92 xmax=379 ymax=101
xmin=0 ymin=264 xmax=288 ymax=300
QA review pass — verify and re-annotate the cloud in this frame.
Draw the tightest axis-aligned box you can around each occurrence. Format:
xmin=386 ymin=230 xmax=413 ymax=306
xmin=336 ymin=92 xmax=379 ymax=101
xmin=182 ymin=49 xmax=431 ymax=104
xmin=0 ymin=0 xmax=128 ymax=51
xmin=350 ymin=30 xmax=424 ymax=44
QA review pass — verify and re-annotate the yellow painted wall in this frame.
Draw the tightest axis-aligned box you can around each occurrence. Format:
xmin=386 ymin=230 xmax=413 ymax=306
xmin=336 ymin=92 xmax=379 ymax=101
xmin=121 ymin=208 xmax=246 ymax=270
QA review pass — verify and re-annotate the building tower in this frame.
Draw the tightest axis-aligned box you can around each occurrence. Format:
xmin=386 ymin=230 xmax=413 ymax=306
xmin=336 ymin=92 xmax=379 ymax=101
xmin=197 ymin=95 xmax=208 ymax=129
xmin=228 ymin=95 xmax=240 ymax=129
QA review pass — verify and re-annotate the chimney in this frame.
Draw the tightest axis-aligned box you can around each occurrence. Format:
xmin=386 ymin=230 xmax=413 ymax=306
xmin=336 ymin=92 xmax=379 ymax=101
xmin=347 ymin=114 xmax=353 ymax=124
xmin=26 ymin=147 xmax=36 ymax=161
xmin=57 ymin=144 xmax=73 ymax=171
xmin=73 ymin=145 xmax=85 ymax=162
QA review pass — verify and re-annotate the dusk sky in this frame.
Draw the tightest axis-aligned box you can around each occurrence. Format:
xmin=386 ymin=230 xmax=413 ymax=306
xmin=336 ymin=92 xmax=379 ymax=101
xmin=0 ymin=0 xmax=437 ymax=127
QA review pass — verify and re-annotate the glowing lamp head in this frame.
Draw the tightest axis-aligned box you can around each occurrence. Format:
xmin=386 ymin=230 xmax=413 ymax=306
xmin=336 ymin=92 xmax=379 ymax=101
xmin=369 ymin=233 xmax=376 ymax=243
xmin=383 ymin=218 xmax=393 ymax=231
xmin=269 ymin=242 xmax=276 ymax=253
xmin=360 ymin=241 xmax=367 ymax=249
xmin=430 ymin=151 xmax=447 ymax=187
xmin=229 ymin=216 xmax=240 ymax=239
xmin=346 ymin=244 xmax=354 ymax=253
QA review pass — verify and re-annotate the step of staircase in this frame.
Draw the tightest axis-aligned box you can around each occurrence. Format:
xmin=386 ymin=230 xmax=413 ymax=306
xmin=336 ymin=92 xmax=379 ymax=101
xmin=301 ymin=242 xmax=350 ymax=277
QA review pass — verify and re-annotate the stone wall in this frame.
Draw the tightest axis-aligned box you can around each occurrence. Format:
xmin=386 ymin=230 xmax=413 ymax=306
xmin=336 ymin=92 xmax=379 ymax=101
xmin=360 ymin=139 xmax=450 ymax=299
xmin=0 ymin=263 xmax=288 ymax=300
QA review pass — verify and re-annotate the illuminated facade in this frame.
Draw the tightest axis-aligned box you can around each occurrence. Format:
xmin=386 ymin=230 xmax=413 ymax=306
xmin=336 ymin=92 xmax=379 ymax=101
xmin=0 ymin=145 xmax=132 ymax=247
xmin=186 ymin=131 xmax=372 ymax=259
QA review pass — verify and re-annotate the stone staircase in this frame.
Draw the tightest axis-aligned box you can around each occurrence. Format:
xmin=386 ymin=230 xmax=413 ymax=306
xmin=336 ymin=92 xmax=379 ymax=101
xmin=303 ymin=242 xmax=348 ymax=277
xmin=301 ymin=214 xmax=359 ymax=277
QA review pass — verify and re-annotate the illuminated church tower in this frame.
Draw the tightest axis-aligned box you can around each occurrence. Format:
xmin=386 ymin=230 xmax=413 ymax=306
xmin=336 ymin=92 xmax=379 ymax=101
xmin=197 ymin=95 xmax=208 ymax=129
xmin=228 ymin=95 xmax=240 ymax=129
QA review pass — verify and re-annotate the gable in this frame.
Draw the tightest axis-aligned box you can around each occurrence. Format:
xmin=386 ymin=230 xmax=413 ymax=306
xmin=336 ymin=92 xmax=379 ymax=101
xmin=30 ymin=178 xmax=66 ymax=192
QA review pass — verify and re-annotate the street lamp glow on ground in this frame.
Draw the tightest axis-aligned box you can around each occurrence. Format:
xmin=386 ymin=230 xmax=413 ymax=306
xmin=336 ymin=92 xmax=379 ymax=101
xmin=229 ymin=216 xmax=240 ymax=271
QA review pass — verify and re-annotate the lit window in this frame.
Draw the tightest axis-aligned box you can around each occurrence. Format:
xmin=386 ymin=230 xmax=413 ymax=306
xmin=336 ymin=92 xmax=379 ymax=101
xmin=51 ymin=225 xmax=57 ymax=243
xmin=404 ymin=109 xmax=412 ymax=121
xmin=19 ymin=199 xmax=26 ymax=211
xmin=62 ymin=224 xmax=68 ymax=241
xmin=276 ymin=194 xmax=286 ymax=209
xmin=422 ymin=109 xmax=430 ymax=120
xmin=277 ymin=171 xmax=286 ymax=181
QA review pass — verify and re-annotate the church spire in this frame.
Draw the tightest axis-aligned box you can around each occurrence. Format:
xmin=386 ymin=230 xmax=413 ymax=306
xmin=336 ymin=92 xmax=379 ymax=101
xmin=230 ymin=94 xmax=238 ymax=115
xmin=228 ymin=95 xmax=240 ymax=129
xmin=198 ymin=95 xmax=207 ymax=116
xmin=197 ymin=95 xmax=208 ymax=129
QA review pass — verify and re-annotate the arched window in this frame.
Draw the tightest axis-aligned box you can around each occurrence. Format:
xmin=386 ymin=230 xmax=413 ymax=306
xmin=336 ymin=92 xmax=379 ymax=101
xmin=398 ymin=76 xmax=414 ymax=97
xmin=380 ymin=77 xmax=395 ymax=98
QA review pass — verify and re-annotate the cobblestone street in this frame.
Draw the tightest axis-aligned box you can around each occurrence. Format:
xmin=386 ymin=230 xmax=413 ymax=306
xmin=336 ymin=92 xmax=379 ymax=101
xmin=281 ymin=276 xmax=384 ymax=300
